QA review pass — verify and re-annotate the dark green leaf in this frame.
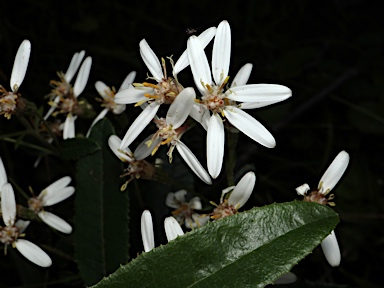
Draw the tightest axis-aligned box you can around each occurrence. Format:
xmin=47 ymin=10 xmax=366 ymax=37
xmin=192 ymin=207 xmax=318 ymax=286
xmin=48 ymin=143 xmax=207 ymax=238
xmin=60 ymin=137 xmax=100 ymax=160
xmin=75 ymin=119 xmax=129 ymax=286
xmin=92 ymin=201 xmax=339 ymax=288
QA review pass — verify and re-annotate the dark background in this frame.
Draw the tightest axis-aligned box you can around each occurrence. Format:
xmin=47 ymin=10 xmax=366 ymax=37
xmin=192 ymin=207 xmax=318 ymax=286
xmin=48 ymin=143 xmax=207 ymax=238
xmin=1 ymin=0 xmax=383 ymax=287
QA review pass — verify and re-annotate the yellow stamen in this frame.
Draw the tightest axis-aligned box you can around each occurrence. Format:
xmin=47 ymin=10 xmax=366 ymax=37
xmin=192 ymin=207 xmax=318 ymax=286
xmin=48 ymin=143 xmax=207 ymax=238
xmin=143 ymin=82 xmax=159 ymax=89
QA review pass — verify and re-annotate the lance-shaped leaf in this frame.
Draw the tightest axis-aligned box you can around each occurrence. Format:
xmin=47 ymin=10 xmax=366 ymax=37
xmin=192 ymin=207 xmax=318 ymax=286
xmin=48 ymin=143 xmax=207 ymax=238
xmin=91 ymin=201 xmax=339 ymax=288
xmin=60 ymin=138 xmax=100 ymax=160
xmin=75 ymin=119 xmax=129 ymax=286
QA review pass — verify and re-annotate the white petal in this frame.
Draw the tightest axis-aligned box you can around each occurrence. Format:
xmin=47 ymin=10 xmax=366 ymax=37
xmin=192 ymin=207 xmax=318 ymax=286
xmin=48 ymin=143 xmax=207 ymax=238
xmin=15 ymin=220 xmax=30 ymax=233
xmin=86 ymin=108 xmax=109 ymax=137
xmin=228 ymin=171 xmax=256 ymax=208
xmin=187 ymin=36 xmax=212 ymax=95
xmin=296 ymin=183 xmax=310 ymax=196
xmin=73 ymin=56 xmax=92 ymax=97
xmin=164 ymin=216 xmax=184 ymax=242
xmin=63 ymin=114 xmax=76 ymax=139
xmin=43 ymin=96 xmax=60 ymax=120
xmin=175 ymin=141 xmax=212 ymax=185
xmin=0 ymin=157 xmax=8 ymax=188
xmin=38 ymin=211 xmax=72 ymax=233
xmin=114 ymin=87 xmax=150 ymax=104
xmin=133 ymin=134 xmax=160 ymax=160
xmin=226 ymin=84 xmax=292 ymax=103
xmin=64 ymin=50 xmax=85 ymax=83
xmin=207 ymin=113 xmax=224 ymax=179
xmin=165 ymin=192 xmax=181 ymax=209
xmin=231 ymin=63 xmax=253 ymax=88
xmin=319 ymin=151 xmax=350 ymax=193
xmin=95 ymin=81 xmax=112 ymax=100
xmin=141 ymin=210 xmax=155 ymax=252
xmin=112 ymin=104 xmax=126 ymax=115
xmin=43 ymin=176 xmax=72 ymax=193
xmin=14 ymin=239 xmax=52 ymax=267
xmin=139 ymin=39 xmax=163 ymax=81
xmin=173 ymin=27 xmax=216 ymax=75
xmin=10 ymin=40 xmax=31 ymax=92
xmin=189 ymin=103 xmax=210 ymax=131
xmin=240 ymin=101 xmax=283 ymax=109
xmin=108 ymin=135 xmax=133 ymax=162
xmin=224 ymin=106 xmax=276 ymax=148
xmin=174 ymin=189 xmax=187 ymax=203
xmin=118 ymin=71 xmax=137 ymax=92
xmin=212 ymin=20 xmax=231 ymax=86
xmin=40 ymin=176 xmax=75 ymax=206
xmin=189 ymin=197 xmax=202 ymax=210
xmin=120 ymin=102 xmax=160 ymax=149
xmin=321 ymin=230 xmax=341 ymax=267
xmin=166 ymin=87 xmax=195 ymax=128
xmin=1 ymin=183 xmax=16 ymax=225
xmin=273 ymin=272 xmax=297 ymax=284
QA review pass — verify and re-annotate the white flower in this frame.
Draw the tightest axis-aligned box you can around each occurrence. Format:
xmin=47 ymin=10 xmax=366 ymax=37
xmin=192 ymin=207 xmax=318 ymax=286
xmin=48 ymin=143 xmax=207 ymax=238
xmin=44 ymin=51 xmax=92 ymax=139
xmin=0 ymin=40 xmax=31 ymax=119
xmin=0 ymin=183 xmax=52 ymax=267
xmin=141 ymin=210 xmax=154 ymax=252
xmin=187 ymin=20 xmax=291 ymax=178
xmin=296 ymin=150 xmax=350 ymax=267
xmin=130 ymin=88 xmax=212 ymax=184
xmin=28 ymin=176 xmax=75 ymax=234
xmin=210 ymin=171 xmax=256 ymax=220
xmin=164 ymin=216 xmax=184 ymax=242
xmin=87 ymin=71 xmax=136 ymax=137
xmin=166 ymin=190 xmax=209 ymax=229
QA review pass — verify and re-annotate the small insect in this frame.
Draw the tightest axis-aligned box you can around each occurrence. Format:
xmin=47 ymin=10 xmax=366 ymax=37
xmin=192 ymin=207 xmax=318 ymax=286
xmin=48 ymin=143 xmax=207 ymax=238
xmin=185 ymin=28 xmax=198 ymax=35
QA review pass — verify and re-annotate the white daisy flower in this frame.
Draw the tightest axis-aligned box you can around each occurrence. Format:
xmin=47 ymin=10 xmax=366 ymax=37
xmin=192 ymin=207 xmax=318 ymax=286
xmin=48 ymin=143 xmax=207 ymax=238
xmin=0 ymin=40 xmax=31 ymax=119
xmin=86 ymin=71 xmax=136 ymax=137
xmin=28 ymin=176 xmax=75 ymax=234
xmin=187 ymin=20 xmax=292 ymax=178
xmin=296 ymin=150 xmax=350 ymax=267
xmin=210 ymin=171 xmax=256 ymax=220
xmin=44 ymin=51 xmax=92 ymax=139
xmin=0 ymin=183 xmax=52 ymax=267
xmin=132 ymin=88 xmax=212 ymax=184
xmin=166 ymin=190 xmax=209 ymax=229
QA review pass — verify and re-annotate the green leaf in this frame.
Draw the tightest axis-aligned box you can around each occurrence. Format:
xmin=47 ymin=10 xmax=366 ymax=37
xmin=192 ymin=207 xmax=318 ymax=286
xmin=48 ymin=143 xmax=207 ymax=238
xmin=60 ymin=137 xmax=101 ymax=160
xmin=75 ymin=119 xmax=129 ymax=286
xmin=92 ymin=201 xmax=339 ymax=288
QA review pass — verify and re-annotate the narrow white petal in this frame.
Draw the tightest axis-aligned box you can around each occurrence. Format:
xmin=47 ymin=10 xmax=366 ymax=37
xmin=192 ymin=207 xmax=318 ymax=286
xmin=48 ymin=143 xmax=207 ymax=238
xmin=175 ymin=141 xmax=212 ymax=184
xmin=15 ymin=220 xmax=30 ymax=233
xmin=207 ymin=114 xmax=224 ymax=179
xmin=189 ymin=197 xmax=202 ymax=210
xmin=319 ymin=151 xmax=350 ymax=193
xmin=164 ymin=216 xmax=184 ymax=242
xmin=15 ymin=239 xmax=52 ymax=267
xmin=166 ymin=87 xmax=195 ymax=128
xmin=141 ymin=210 xmax=155 ymax=252
xmin=226 ymin=84 xmax=292 ymax=103
xmin=173 ymin=27 xmax=216 ymax=75
xmin=228 ymin=171 xmax=256 ymax=208
xmin=43 ymin=176 xmax=72 ymax=193
xmin=174 ymin=189 xmax=187 ymax=202
xmin=118 ymin=71 xmax=137 ymax=92
xmin=73 ymin=56 xmax=92 ymax=97
xmin=321 ymin=230 xmax=341 ymax=267
xmin=112 ymin=104 xmax=126 ymax=115
xmin=139 ymin=39 xmax=163 ymax=81
xmin=64 ymin=50 xmax=85 ymax=83
xmin=240 ymin=101 xmax=283 ymax=109
xmin=133 ymin=134 xmax=160 ymax=160
xmin=212 ymin=20 xmax=231 ymax=86
xmin=296 ymin=183 xmax=310 ymax=196
xmin=38 ymin=211 xmax=72 ymax=233
xmin=231 ymin=63 xmax=253 ymax=88
xmin=63 ymin=115 xmax=76 ymax=139
xmin=43 ymin=96 xmax=60 ymax=120
xmin=10 ymin=39 xmax=31 ymax=92
xmin=1 ymin=183 xmax=16 ymax=225
xmin=95 ymin=81 xmax=111 ymax=100
xmin=114 ymin=87 xmax=150 ymax=104
xmin=273 ymin=272 xmax=297 ymax=284
xmin=86 ymin=108 xmax=109 ymax=137
xmin=187 ymin=36 xmax=212 ymax=95
xmin=120 ymin=102 xmax=160 ymax=149
xmin=224 ymin=107 xmax=276 ymax=148
xmin=0 ymin=157 xmax=8 ymax=188
xmin=165 ymin=192 xmax=180 ymax=209
xmin=189 ymin=103 xmax=210 ymax=131
xmin=108 ymin=135 xmax=134 ymax=162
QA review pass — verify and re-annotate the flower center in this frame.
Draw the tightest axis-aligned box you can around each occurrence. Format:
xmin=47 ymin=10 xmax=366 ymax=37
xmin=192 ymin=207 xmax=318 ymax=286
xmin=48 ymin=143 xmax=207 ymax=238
xmin=210 ymin=199 xmax=238 ymax=220
xmin=28 ymin=197 xmax=44 ymax=213
xmin=0 ymin=225 xmax=21 ymax=245
xmin=0 ymin=86 xmax=19 ymax=119
xmin=303 ymin=190 xmax=335 ymax=206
